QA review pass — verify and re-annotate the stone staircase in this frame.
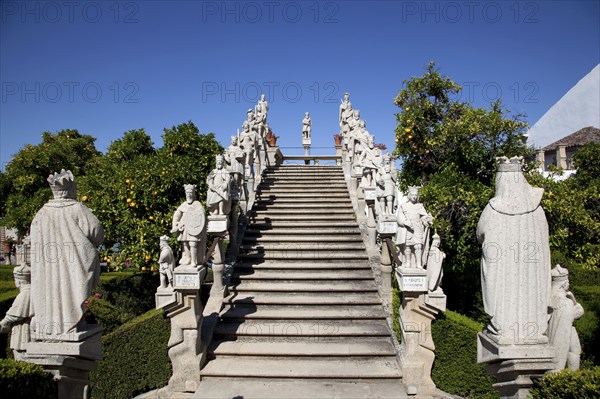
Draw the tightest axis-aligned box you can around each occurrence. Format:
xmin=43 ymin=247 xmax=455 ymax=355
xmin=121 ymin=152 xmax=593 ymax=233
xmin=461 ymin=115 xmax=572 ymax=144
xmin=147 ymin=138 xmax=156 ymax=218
xmin=196 ymin=165 xmax=404 ymax=398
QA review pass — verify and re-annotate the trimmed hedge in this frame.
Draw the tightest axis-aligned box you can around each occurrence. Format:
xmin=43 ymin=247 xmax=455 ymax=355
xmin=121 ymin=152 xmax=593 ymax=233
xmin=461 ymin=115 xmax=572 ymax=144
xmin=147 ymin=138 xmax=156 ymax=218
xmin=530 ymin=367 xmax=600 ymax=398
xmin=573 ymin=285 xmax=600 ymax=367
xmin=93 ymin=272 xmax=159 ymax=319
xmin=0 ymin=358 xmax=57 ymax=399
xmin=431 ymin=310 xmax=499 ymax=398
xmin=89 ymin=308 xmax=171 ymax=399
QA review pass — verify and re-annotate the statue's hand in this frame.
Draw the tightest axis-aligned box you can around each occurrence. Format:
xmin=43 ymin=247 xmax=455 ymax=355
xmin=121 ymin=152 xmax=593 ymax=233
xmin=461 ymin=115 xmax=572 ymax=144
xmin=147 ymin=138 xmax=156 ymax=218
xmin=0 ymin=318 xmax=10 ymax=333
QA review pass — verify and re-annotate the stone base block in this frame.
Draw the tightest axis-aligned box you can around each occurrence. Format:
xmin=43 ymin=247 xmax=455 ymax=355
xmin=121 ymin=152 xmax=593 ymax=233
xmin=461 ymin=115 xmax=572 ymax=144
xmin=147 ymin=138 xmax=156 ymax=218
xmin=396 ymin=268 xmax=428 ymax=292
xmin=173 ymin=266 xmax=206 ymax=291
xmin=207 ymin=215 xmax=228 ymax=233
xmin=377 ymin=217 xmax=398 ymax=235
xmin=156 ymin=288 xmax=177 ymax=309
xmin=477 ymin=332 xmax=555 ymax=399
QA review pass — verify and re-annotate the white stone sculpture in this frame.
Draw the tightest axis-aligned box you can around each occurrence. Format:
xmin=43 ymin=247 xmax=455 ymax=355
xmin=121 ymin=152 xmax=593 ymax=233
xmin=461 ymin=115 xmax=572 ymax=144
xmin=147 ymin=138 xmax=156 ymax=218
xmin=359 ymin=135 xmax=383 ymax=188
xmin=548 ymin=264 xmax=584 ymax=372
xmin=224 ymin=135 xmax=246 ymax=201
xmin=348 ymin=109 xmax=361 ymax=132
xmin=477 ymin=156 xmax=551 ymax=344
xmin=350 ymin=120 xmax=370 ymax=164
xmin=239 ymin=121 xmax=256 ymax=174
xmin=171 ymin=184 xmax=207 ymax=267
xmin=302 ymin=112 xmax=312 ymax=140
xmin=207 ymin=155 xmax=232 ymax=216
xmin=376 ymin=164 xmax=396 ymax=216
xmin=158 ymin=235 xmax=175 ymax=289
xmin=397 ymin=186 xmax=433 ymax=269
xmin=30 ymin=169 xmax=104 ymax=336
xmin=426 ymin=234 xmax=445 ymax=293
xmin=256 ymin=94 xmax=269 ymax=137
xmin=339 ymin=92 xmax=353 ymax=137
xmin=0 ymin=263 xmax=33 ymax=360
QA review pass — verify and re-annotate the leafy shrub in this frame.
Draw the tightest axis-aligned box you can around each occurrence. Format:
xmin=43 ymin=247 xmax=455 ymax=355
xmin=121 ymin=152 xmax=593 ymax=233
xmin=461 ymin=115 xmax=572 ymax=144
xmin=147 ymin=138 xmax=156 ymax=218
xmin=530 ymin=367 xmax=600 ymax=399
xmin=0 ymin=358 xmax=57 ymax=399
xmin=431 ymin=311 xmax=498 ymax=398
xmin=93 ymin=272 xmax=159 ymax=318
xmin=84 ymin=298 xmax=130 ymax=335
xmin=89 ymin=308 xmax=171 ymax=399
xmin=572 ymin=285 xmax=600 ymax=367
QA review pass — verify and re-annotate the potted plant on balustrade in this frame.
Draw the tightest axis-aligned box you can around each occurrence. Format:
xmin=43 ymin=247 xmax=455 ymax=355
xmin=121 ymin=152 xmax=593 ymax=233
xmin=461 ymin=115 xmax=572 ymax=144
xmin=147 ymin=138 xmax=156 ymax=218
xmin=333 ymin=133 xmax=343 ymax=146
xmin=266 ymin=129 xmax=279 ymax=147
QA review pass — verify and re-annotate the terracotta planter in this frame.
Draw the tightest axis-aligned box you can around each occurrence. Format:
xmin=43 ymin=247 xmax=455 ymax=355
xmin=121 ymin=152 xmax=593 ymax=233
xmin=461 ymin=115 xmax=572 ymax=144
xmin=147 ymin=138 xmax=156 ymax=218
xmin=268 ymin=136 xmax=278 ymax=147
xmin=334 ymin=136 xmax=343 ymax=145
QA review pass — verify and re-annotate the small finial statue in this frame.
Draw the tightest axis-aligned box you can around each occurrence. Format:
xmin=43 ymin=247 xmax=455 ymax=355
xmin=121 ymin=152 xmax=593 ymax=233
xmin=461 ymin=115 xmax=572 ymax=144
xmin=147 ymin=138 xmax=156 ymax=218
xmin=302 ymin=112 xmax=312 ymax=140
xmin=339 ymin=92 xmax=352 ymax=136
xmin=30 ymin=169 xmax=104 ymax=336
xmin=207 ymin=155 xmax=232 ymax=216
xmin=171 ymin=184 xmax=207 ymax=267
xmin=548 ymin=264 xmax=584 ymax=371
xmin=158 ymin=235 xmax=175 ymax=289
xmin=477 ymin=156 xmax=551 ymax=344
xmin=396 ymin=186 xmax=433 ymax=269
xmin=0 ymin=263 xmax=33 ymax=360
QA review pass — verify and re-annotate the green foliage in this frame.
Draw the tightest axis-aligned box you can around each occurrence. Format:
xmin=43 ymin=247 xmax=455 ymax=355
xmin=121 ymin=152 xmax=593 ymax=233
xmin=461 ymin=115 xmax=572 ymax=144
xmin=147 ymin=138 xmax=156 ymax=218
xmin=89 ymin=309 xmax=171 ymax=399
xmin=572 ymin=285 xmax=600 ymax=367
xmin=79 ymin=122 xmax=222 ymax=271
xmin=394 ymin=61 xmax=532 ymax=186
xmin=527 ymin=151 xmax=600 ymax=271
xmin=0 ymin=358 xmax=58 ymax=399
xmin=530 ymin=367 xmax=600 ymax=399
xmin=93 ymin=272 xmax=159 ymax=319
xmin=431 ymin=311 xmax=498 ymax=398
xmin=419 ymin=165 xmax=492 ymax=319
xmin=1 ymin=129 xmax=100 ymax=235
xmin=85 ymin=298 xmax=130 ymax=335
xmin=572 ymin=143 xmax=600 ymax=186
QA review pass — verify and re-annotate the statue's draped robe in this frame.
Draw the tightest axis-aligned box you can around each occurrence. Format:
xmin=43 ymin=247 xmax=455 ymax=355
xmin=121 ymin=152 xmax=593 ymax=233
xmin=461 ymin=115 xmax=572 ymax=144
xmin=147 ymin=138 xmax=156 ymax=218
xmin=548 ymin=289 xmax=584 ymax=370
xmin=30 ymin=200 xmax=103 ymax=336
xmin=477 ymin=180 xmax=550 ymax=343
xmin=7 ymin=285 xmax=33 ymax=352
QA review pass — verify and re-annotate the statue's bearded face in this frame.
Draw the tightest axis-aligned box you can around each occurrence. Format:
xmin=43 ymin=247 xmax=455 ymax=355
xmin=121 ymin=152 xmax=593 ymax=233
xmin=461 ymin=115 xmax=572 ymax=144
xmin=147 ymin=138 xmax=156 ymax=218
xmin=185 ymin=191 xmax=195 ymax=203
xmin=408 ymin=191 xmax=418 ymax=203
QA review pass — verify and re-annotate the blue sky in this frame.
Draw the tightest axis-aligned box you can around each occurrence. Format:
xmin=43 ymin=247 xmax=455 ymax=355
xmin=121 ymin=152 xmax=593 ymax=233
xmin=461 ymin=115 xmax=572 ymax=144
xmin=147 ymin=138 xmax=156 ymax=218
xmin=1 ymin=0 xmax=599 ymax=170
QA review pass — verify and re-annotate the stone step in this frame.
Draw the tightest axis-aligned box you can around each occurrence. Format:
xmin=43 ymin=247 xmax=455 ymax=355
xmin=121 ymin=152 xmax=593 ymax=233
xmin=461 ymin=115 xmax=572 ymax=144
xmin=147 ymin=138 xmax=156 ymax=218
xmin=256 ymin=192 xmax=350 ymax=199
xmin=232 ymin=268 xmax=373 ymax=280
xmin=244 ymin=228 xmax=361 ymax=235
xmin=223 ymin=291 xmax=381 ymax=305
xmin=248 ymin=215 xmax=355 ymax=222
xmin=242 ymin=235 xmax=363 ymax=243
xmin=237 ymin=251 xmax=368 ymax=261
xmin=250 ymin=210 xmax=355 ymax=218
xmin=258 ymin=189 xmax=349 ymax=195
xmin=234 ymin=261 xmax=369 ymax=270
xmin=200 ymin=356 xmax=402 ymax=379
xmin=209 ymin=336 xmax=396 ymax=357
xmin=260 ymin=179 xmax=347 ymax=184
xmin=220 ymin=304 xmax=385 ymax=320
xmin=213 ymin=319 xmax=392 ymax=337
xmin=194 ymin=377 xmax=405 ymax=399
xmin=238 ymin=250 xmax=368 ymax=261
xmin=254 ymin=198 xmax=351 ymax=204
xmin=230 ymin=280 xmax=377 ymax=293
xmin=239 ymin=242 xmax=365 ymax=251
xmin=246 ymin=221 xmax=359 ymax=229
xmin=252 ymin=204 xmax=353 ymax=211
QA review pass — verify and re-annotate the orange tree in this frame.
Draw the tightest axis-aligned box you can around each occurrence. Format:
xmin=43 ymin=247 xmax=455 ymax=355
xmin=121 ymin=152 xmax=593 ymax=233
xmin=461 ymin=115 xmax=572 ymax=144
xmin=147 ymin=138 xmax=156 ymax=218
xmin=393 ymin=63 xmax=533 ymax=318
xmin=79 ymin=122 xmax=223 ymax=271
xmin=1 ymin=130 xmax=101 ymax=235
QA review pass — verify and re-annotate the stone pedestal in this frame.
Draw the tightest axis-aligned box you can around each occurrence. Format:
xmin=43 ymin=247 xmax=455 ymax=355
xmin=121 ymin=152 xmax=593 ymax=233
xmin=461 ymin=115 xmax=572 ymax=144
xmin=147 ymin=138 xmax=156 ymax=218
xmin=164 ymin=267 xmax=207 ymax=393
xmin=156 ymin=287 xmax=177 ymax=309
xmin=477 ymin=332 xmax=555 ymax=399
xmin=24 ymin=324 xmax=102 ymax=399
xmin=266 ymin=146 xmax=283 ymax=167
xmin=356 ymin=187 xmax=366 ymax=222
xmin=377 ymin=219 xmax=397 ymax=297
xmin=366 ymin=200 xmax=377 ymax=248
xmin=396 ymin=267 xmax=428 ymax=292
xmin=335 ymin=144 xmax=342 ymax=166
xmin=207 ymin=215 xmax=228 ymax=293
xmin=395 ymin=272 xmax=446 ymax=397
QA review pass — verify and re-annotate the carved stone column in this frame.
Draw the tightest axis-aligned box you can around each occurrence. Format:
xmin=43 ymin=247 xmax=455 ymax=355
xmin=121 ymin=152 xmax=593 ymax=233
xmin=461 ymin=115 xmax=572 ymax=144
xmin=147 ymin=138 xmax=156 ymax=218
xmin=207 ymin=215 xmax=228 ymax=293
xmin=396 ymin=268 xmax=447 ymax=397
xmin=162 ymin=266 xmax=207 ymax=393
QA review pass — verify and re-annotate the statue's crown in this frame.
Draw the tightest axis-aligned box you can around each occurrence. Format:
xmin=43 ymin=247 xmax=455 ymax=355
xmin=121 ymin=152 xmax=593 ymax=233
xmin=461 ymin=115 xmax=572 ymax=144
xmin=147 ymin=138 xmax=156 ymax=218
xmin=496 ymin=156 xmax=523 ymax=172
xmin=47 ymin=169 xmax=76 ymax=196
xmin=408 ymin=186 xmax=420 ymax=195
xmin=183 ymin=184 xmax=196 ymax=192
xmin=551 ymin=264 xmax=569 ymax=281
xmin=216 ymin=154 xmax=223 ymax=162
xmin=159 ymin=235 xmax=169 ymax=243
